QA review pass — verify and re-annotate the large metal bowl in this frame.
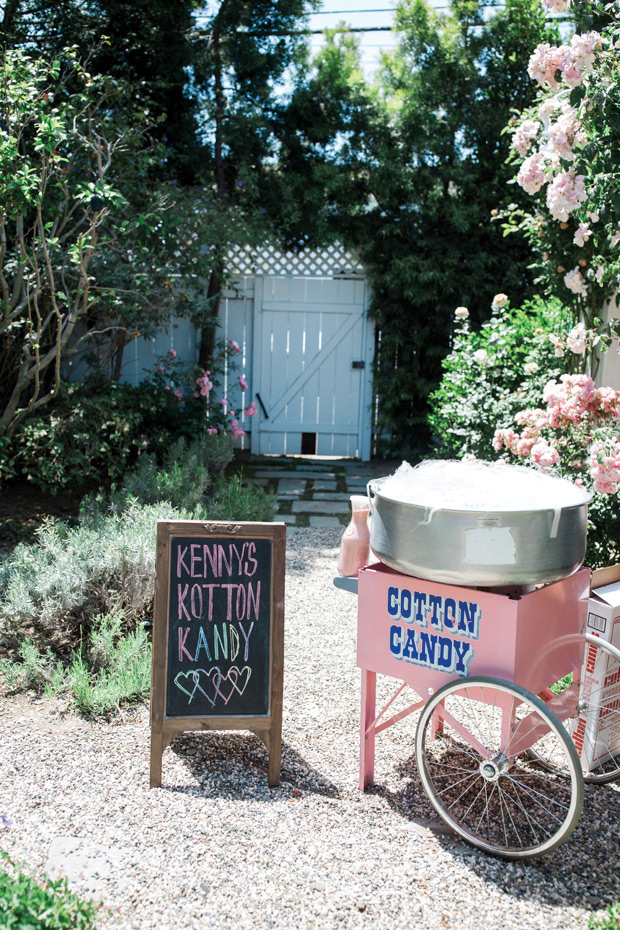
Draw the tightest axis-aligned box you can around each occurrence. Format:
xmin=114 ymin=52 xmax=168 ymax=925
xmin=367 ymin=477 xmax=590 ymax=587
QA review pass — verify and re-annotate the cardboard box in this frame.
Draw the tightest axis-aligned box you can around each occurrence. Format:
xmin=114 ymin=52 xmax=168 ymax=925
xmin=575 ymin=566 xmax=620 ymax=772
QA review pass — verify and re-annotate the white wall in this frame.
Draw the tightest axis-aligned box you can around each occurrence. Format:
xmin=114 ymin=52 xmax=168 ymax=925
xmin=595 ymin=292 xmax=620 ymax=390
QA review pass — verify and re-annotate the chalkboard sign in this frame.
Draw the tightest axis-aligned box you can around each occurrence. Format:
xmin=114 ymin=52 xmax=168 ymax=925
xmin=149 ymin=521 xmax=285 ymax=788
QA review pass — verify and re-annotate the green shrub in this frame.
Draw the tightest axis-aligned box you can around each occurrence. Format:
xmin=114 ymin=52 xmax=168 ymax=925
xmin=0 ymin=501 xmax=183 ymax=654
xmin=8 ymin=380 xmax=159 ymax=493
xmin=427 ymin=297 xmax=570 ymax=460
xmin=590 ymin=905 xmax=620 ymax=930
xmin=0 ymin=613 xmax=152 ymax=716
xmin=122 ymin=434 xmax=234 ymax=510
xmin=207 ymin=474 xmax=277 ymax=522
xmin=0 ymin=465 xmax=275 ymax=659
xmin=0 ymin=850 xmax=99 ymax=929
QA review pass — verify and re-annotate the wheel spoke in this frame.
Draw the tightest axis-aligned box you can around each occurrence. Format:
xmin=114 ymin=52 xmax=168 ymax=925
xmin=497 ymin=782 xmax=523 ymax=848
xmin=504 ymin=774 xmax=569 ymax=820
xmin=438 ymin=770 xmax=480 ymax=802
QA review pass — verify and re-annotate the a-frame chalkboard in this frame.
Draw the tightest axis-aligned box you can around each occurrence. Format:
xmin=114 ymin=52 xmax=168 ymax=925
xmin=149 ymin=520 xmax=285 ymax=787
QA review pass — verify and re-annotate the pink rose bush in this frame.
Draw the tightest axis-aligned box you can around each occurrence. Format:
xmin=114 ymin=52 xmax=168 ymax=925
xmin=506 ymin=0 xmax=620 ymax=337
xmin=494 ymin=375 xmax=620 ymax=491
xmin=147 ymin=336 xmax=255 ymax=443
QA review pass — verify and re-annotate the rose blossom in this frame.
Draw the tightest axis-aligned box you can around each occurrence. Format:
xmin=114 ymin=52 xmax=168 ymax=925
xmin=524 ymin=361 xmax=539 ymax=375
xmin=531 ymin=439 xmax=560 ymax=472
xmin=549 ymin=334 xmax=565 ymax=356
xmin=546 ymin=169 xmax=587 ymax=221
xmin=564 ymin=267 xmax=588 ymax=296
xmin=547 ymin=106 xmax=584 ymax=161
xmin=517 ymin=152 xmax=547 ymax=194
xmin=230 ymin=419 xmax=245 ymax=440
xmin=492 ymin=293 xmax=508 ymax=309
xmin=528 ymin=43 xmax=566 ymax=90
xmin=540 ymin=0 xmax=570 ymax=10
xmin=473 ymin=349 xmax=488 ymax=364
xmin=573 ymin=222 xmax=592 ymax=247
xmin=566 ymin=322 xmax=587 ymax=354
xmin=455 ymin=306 xmax=469 ymax=320
xmin=238 ymin=374 xmax=248 ymax=391
xmin=513 ymin=120 xmax=540 ymax=157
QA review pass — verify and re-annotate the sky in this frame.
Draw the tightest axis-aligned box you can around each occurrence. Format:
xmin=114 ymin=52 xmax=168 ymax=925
xmin=307 ymin=0 xmax=398 ymax=80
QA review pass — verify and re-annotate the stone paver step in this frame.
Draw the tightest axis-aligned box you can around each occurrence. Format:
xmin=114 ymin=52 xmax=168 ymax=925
xmin=291 ymin=500 xmax=349 ymax=514
xmin=252 ymin=469 xmax=336 ymax=480
xmin=309 ymin=516 xmax=342 ymax=528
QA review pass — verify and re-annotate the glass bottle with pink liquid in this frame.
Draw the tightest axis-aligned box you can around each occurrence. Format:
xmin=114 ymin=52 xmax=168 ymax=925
xmin=337 ymin=495 xmax=371 ymax=576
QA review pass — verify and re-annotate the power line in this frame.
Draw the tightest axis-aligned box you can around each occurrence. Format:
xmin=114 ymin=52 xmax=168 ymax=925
xmin=311 ymin=7 xmax=394 ymax=12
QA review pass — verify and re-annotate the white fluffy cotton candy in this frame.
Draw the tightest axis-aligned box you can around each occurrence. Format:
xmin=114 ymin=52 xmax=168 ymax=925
xmin=377 ymin=459 xmax=590 ymax=511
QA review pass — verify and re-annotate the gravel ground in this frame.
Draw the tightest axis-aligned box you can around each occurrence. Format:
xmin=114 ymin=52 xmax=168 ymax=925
xmin=1 ymin=527 xmax=619 ymax=930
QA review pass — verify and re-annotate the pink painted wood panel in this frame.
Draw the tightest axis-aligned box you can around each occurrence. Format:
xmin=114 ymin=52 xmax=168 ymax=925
xmin=357 ymin=563 xmax=590 ymax=696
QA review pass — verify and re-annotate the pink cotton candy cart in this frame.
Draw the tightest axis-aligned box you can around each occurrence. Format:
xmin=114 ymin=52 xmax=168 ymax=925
xmin=336 ymin=562 xmax=620 ymax=860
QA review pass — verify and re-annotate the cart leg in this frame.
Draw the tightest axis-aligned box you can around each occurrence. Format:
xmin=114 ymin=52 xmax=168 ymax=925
xmin=430 ymin=704 xmax=444 ymax=741
xmin=360 ymin=669 xmax=376 ymax=791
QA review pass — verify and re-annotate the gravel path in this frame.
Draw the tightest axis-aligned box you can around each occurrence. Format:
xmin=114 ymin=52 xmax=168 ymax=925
xmin=1 ymin=527 xmax=619 ymax=929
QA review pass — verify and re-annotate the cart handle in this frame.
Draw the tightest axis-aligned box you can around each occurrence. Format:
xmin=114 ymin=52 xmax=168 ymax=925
xmin=367 ymin=480 xmax=377 ymax=515
xmin=333 ymin=575 xmax=359 ymax=595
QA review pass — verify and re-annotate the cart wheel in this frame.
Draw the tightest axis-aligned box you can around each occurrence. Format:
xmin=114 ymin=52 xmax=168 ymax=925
xmin=533 ymin=633 xmax=620 ymax=786
xmin=415 ymin=676 xmax=583 ymax=860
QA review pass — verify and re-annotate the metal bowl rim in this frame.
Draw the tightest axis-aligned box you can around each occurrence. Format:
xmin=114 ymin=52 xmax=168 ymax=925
xmin=367 ymin=477 xmax=592 ymax=515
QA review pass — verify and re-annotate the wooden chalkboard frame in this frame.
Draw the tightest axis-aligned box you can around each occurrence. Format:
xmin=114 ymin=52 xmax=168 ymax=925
xmin=149 ymin=520 xmax=285 ymax=788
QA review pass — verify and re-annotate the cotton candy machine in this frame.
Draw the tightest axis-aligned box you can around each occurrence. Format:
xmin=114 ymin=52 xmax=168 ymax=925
xmin=367 ymin=460 xmax=591 ymax=587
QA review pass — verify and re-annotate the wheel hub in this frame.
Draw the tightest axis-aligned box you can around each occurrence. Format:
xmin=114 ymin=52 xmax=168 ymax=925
xmin=479 ymin=754 xmax=509 ymax=782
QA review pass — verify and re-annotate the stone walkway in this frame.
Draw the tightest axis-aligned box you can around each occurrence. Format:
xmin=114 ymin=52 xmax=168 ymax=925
xmin=244 ymin=456 xmax=398 ymax=530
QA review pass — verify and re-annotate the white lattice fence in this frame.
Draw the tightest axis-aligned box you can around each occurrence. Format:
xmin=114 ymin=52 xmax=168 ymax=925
xmin=228 ymin=242 xmax=364 ymax=277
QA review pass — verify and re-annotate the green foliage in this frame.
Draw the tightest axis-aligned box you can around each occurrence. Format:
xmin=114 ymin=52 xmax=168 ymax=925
xmin=0 ymin=45 xmax=185 ymax=435
xmin=590 ymin=905 xmax=620 ymax=930
xmin=428 ymin=297 xmax=569 ymax=458
xmin=0 ymin=501 xmax=181 ymax=655
xmin=3 ymin=333 xmax=245 ymax=494
xmin=0 ymin=452 xmax=275 ymax=657
xmin=8 ymin=381 xmax=155 ymax=492
xmin=359 ymin=0 xmax=560 ymax=455
xmin=0 ymin=613 xmax=151 ymax=716
xmin=273 ymin=0 xmax=557 ymax=454
xmin=122 ymin=435 xmax=234 ymax=511
xmin=0 ymin=850 xmax=99 ymax=929
xmin=207 ymin=474 xmax=278 ymax=523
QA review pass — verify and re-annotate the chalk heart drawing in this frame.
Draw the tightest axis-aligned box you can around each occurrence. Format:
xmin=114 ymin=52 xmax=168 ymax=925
xmin=212 ymin=666 xmax=252 ymax=704
xmin=174 ymin=666 xmax=251 ymax=706
xmin=174 ymin=668 xmax=221 ymax=706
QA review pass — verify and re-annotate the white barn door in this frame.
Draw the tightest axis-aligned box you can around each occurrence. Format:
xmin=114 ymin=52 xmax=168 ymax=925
xmin=250 ymin=276 xmax=374 ymax=460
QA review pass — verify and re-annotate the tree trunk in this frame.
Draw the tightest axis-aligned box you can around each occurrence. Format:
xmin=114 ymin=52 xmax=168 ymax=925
xmin=198 ymin=29 xmax=227 ymax=371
